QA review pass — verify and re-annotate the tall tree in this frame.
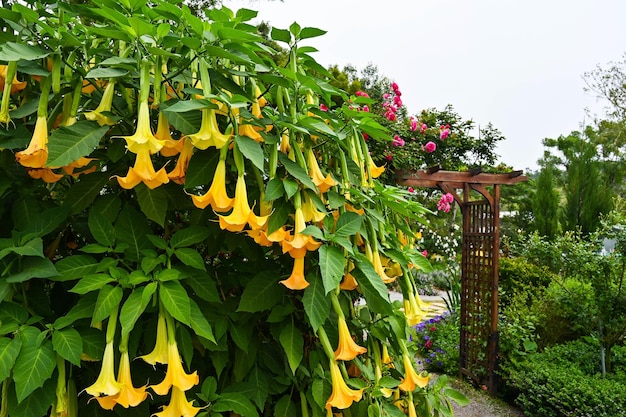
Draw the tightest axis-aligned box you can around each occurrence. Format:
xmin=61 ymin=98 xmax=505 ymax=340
xmin=533 ymin=156 xmax=560 ymax=239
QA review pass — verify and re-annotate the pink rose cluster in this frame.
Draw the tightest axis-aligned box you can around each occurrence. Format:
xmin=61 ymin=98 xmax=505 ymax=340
xmin=382 ymin=82 xmax=402 ymax=122
xmin=440 ymin=124 xmax=451 ymax=140
xmin=437 ymin=193 xmax=455 ymax=213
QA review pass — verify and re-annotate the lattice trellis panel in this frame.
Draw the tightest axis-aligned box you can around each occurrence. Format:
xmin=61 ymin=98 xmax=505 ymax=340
xmin=460 ymin=200 xmax=498 ymax=390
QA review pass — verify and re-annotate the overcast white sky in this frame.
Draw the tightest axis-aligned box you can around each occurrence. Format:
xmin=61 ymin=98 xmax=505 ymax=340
xmin=224 ymin=0 xmax=626 ymax=172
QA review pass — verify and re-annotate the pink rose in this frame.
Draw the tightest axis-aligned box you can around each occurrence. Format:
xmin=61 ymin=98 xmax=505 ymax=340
xmin=420 ymin=123 xmax=427 ymax=134
xmin=319 ymin=103 xmax=328 ymax=112
xmin=425 ymin=141 xmax=436 ymax=153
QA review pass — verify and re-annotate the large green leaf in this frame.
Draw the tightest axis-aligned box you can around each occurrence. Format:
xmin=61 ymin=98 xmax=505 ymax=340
xmin=170 ymin=226 xmax=211 ymax=248
xmin=135 ymin=183 xmax=168 ymax=227
xmin=46 ymin=122 xmax=108 ymax=167
xmin=279 ymin=319 xmax=303 ymax=375
xmin=299 ymin=27 xmax=327 ymax=40
xmin=274 ymin=395 xmax=297 ymax=417
xmin=0 ymin=337 xmax=21 ymax=382
xmin=62 ymin=173 xmax=110 ymax=215
xmin=17 ymin=206 xmax=69 ymax=244
xmin=0 ymin=238 xmax=43 ymax=260
xmin=13 ymin=341 xmax=56 ymax=402
xmin=92 ymin=285 xmax=123 ymax=323
xmin=0 ymin=42 xmax=49 ymax=61
xmin=318 ymin=245 xmax=344 ymax=294
xmin=84 ymin=67 xmax=128 ymax=78
xmin=6 ymin=257 xmax=59 ymax=283
xmin=189 ymin=299 xmax=215 ymax=343
xmin=352 ymin=255 xmax=393 ymax=315
xmin=160 ymin=280 xmax=191 ymax=326
xmin=278 ymin=153 xmax=316 ymax=190
xmin=184 ymin=148 xmax=219 ymax=189
xmin=120 ymin=287 xmax=150 ymax=336
xmin=54 ymin=255 xmax=99 ymax=282
xmin=303 ymin=275 xmax=329 ymax=332
xmin=174 ymin=248 xmax=206 ymax=271
xmin=235 ymin=135 xmax=264 ymax=172
xmin=52 ymin=328 xmax=82 ymax=366
xmin=213 ymin=392 xmax=259 ymax=417
xmin=7 ymin=378 xmax=56 ymax=417
xmin=53 ymin=292 xmax=98 ymax=329
xmin=115 ymin=205 xmax=152 ymax=262
xmin=237 ymin=271 xmax=284 ymax=313
xmin=334 ymin=212 xmax=363 ymax=238
xmin=246 ymin=366 xmax=269 ymax=409
xmin=186 ymin=272 xmax=220 ymax=303
xmin=88 ymin=211 xmax=115 ymax=247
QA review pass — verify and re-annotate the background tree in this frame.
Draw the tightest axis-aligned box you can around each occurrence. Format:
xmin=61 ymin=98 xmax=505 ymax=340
xmin=532 ymin=155 xmax=560 ymax=239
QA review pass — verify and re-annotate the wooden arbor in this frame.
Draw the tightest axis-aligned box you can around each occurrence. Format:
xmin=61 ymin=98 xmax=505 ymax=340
xmin=397 ymin=167 xmax=527 ymax=394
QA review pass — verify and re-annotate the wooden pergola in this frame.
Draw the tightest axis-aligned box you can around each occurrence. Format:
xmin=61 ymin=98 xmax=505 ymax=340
xmin=397 ymin=167 xmax=527 ymax=394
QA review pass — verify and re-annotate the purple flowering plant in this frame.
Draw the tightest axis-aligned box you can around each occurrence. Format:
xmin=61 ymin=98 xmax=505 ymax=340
xmin=411 ymin=312 xmax=461 ymax=375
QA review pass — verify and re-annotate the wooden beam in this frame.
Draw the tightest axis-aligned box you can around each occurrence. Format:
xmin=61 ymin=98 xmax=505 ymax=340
xmin=396 ymin=169 xmax=527 ymax=186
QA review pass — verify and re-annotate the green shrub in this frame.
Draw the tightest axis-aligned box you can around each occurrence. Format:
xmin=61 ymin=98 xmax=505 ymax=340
xmin=499 ymin=257 xmax=553 ymax=307
xmin=412 ymin=313 xmax=460 ymax=375
xmin=502 ymin=339 xmax=626 ymax=417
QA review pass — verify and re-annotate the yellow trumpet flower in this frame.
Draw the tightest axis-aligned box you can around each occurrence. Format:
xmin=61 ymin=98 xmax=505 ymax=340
xmin=85 ymin=341 xmax=122 ymax=398
xmin=306 ymin=148 xmax=337 ymax=194
xmin=190 ymin=158 xmax=234 ymax=212
xmin=84 ymin=82 xmax=117 ymax=126
xmin=96 ymin=350 xmax=148 ymax=410
xmin=302 ymin=193 xmax=326 ymax=223
xmin=140 ymin=313 xmax=169 ymax=366
xmin=116 ymin=149 xmax=170 ymax=190
xmin=16 ymin=116 xmax=49 ymax=168
xmin=365 ymin=243 xmax=395 ymax=284
xmin=325 ymin=360 xmax=363 ymax=410
xmin=398 ymin=353 xmax=429 ymax=392
xmin=238 ymin=123 xmax=264 ymax=142
xmin=403 ymin=291 xmax=425 ymax=327
xmin=279 ymin=256 xmax=310 ymax=290
xmin=155 ymin=112 xmax=183 ymax=157
xmin=382 ymin=344 xmax=394 ymax=368
xmin=0 ymin=64 xmax=27 ymax=94
xmin=366 ymin=152 xmax=385 ymax=179
xmin=153 ymin=386 xmax=201 ymax=417
xmin=150 ymin=341 xmax=199 ymax=396
xmin=281 ymin=206 xmax=321 ymax=259
xmin=279 ymin=132 xmax=290 ymax=154
xmin=339 ymin=272 xmax=358 ymax=291
xmin=167 ymin=137 xmax=194 ymax=185
xmin=334 ymin=317 xmax=367 ymax=361
xmin=217 ymin=175 xmax=268 ymax=232
xmin=188 ymin=109 xmax=231 ymax=150
xmin=28 ymin=168 xmax=63 ymax=183
xmin=117 ymin=101 xmax=164 ymax=154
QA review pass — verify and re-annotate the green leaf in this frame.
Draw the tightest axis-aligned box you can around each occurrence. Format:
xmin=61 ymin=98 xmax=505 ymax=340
xmin=92 ymin=285 xmax=123 ymax=323
xmin=46 ymin=122 xmax=108 ymax=167
xmin=235 ymin=135 xmax=264 ymax=172
xmin=170 ymin=226 xmax=211 ymax=248
xmin=54 ymin=255 xmax=99 ymax=282
xmin=0 ymin=238 xmax=43 ymax=259
xmin=135 ymin=183 xmax=168 ymax=227
xmin=13 ymin=341 xmax=56 ymax=402
xmin=442 ymin=387 xmax=470 ymax=406
xmin=0 ymin=42 xmax=49 ymax=61
xmin=160 ymin=280 xmax=191 ymax=326
xmin=279 ymin=319 xmax=303 ymax=375
xmin=0 ymin=302 xmax=28 ymax=325
xmin=52 ymin=328 xmax=82 ymax=366
xmin=88 ymin=211 xmax=115 ymax=247
xmin=237 ymin=271 xmax=284 ymax=313
xmin=352 ymin=255 xmax=393 ymax=315
xmin=264 ymin=178 xmax=284 ymax=201
xmin=17 ymin=206 xmax=69 ymax=243
xmin=62 ymin=173 xmax=110 ymax=215
xmin=189 ymin=299 xmax=216 ymax=343
xmin=6 ymin=257 xmax=59 ymax=283
xmin=174 ymin=248 xmax=206 ymax=271
xmin=274 ymin=395 xmax=297 ymax=417
xmin=184 ymin=148 xmax=219 ymax=189
xmin=187 ymin=272 xmax=221 ymax=303
xmin=120 ymin=288 xmax=150 ymax=336
xmin=163 ymin=98 xmax=215 ymax=113
xmin=271 ymin=27 xmax=291 ymax=43
xmin=69 ymin=273 xmax=114 ymax=294
xmin=0 ymin=337 xmax=21 ymax=382
xmin=282 ymin=178 xmax=299 ymax=199
xmin=299 ymin=27 xmax=327 ymax=40
xmin=334 ymin=212 xmax=363 ymax=238
xmin=279 ymin=153 xmax=316 ymax=190
xmin=53 ymin=292 xmax=97 ymax=329
xmin=246 ymin=367 xmax=269 ymax=409
xmin=8 ymin=378 xmax=56 ymax=417
xmin=303 ymin=275 xmax=330 ymax=332
xmin=84 ymin=67 xmax=128 ymax=78
xmin=318 ymin=245 xmax=344 ymax=294
xmin=213 ymin=392 xmax=259 ymax=417
xmin=115 ymin=205 xmax=152 ymax=262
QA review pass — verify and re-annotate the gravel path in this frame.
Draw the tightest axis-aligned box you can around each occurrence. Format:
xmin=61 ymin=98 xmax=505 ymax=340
xmin=444 ymin=376 xmax=526 ymax=417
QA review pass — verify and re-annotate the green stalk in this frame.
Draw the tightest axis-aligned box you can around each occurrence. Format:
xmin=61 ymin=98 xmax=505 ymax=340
xmin=138 ymin=58 xmax=152 ymax=106
xmin=299 ymin=391 xmax=310 ymax=417
xmin=38 ymin=76 xmax=52 ymax=119
xmin=0 ymin=379 xmax=8 ymax=417
xmin=233 ymin=140 xmax=245 ymax=175
xmin=105 ymin=305 xmax=119 ymax=344
xmin=316 ymin=326 xmax=336 ymax=361
xmin=329 ymin=291 xmax=345 ymax=320
xmin=199 ymin=57 xmax=212 ymax=97
xmin=0 ymin=60 xmax=17 ymax=123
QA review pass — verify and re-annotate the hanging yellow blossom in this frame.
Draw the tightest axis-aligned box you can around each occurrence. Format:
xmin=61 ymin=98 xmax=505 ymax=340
xmin=281 ymin=206 xmax=321 ymax=259
xmin=117 ymin=101 xmax=164 ymax=155
xmin=140 ymin=313 xmax=169 ymax=366
xmin=16 ymin=116 xmax=49 ymax=168
xmin=155 ymin=112 xmax=183 ymax=157
xmin=325 ymin=360 xmax=363 ymax=410
xmin=190 ymin=158 xmax=233 ymax=212
xmin=167 ymin=137 xmax=194 ymax=185
xmin=115 ymin=149 xmax=170 ymax=190
xmin=153 ymin=386 xmax=201 ymax=417
xmin=84 ymin=82 xmax=117 ymax=126
xmin=0 ymin=64 xmax=27 ymax=94
xmin=188 ymin=108 xmax=231 ymax=150
xmin=27 ymin=168 xmax=63 ymax=183
xmin=96 ymin=350 xmax=148 ymax=410
xmin=217 ymin=175 xmax=268 ymax=232
xmin=279 ymin=256 xmax=310 ymax=290
xmin=334 ymin=317 xmax=367 ymax=361
xmin=398 ymin=353 xmax=429 ymax=392
xmin=85 ymin=341 xmax=122 ymax=399
xmin=306 ymin=148 xmax=337 ymax=194
xmin=150 ymin=341 xmax=199 ymax=396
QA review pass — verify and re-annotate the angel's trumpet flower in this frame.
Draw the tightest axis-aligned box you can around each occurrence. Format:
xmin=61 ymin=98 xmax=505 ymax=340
xmin=325 ymin=360 xmax=363 ymax=410
xmin=117 ymin=101 xmax=164 ymax=154
xmin=398 ymin=353 xmax=429 ymax=392
xmin=84 ymin=82 xmax=117 ymax=126
xmin=153 ymin=386 xmax=201 ymax=417
xmin=188 ymin=109 xmax=231 ymax=150
xmin=306 ymin=148 xmax=337 ymax=194
xmin=150 ymin=341 xmax=199 ymax=396
xmin=281 ymin=203 xmax=321 ymax=259
xmin=62 ymin=157 xmax=97 ymax=178
xmin=28 ymin=167 xmax=63 ymax=183
xmin=85 ymin=341 xmax=122 ymax=399
xmin=280 ymin=256 xmax=309 ymax=290
xmin=140 ymin=313 xmax=169 ymax=366
xmin=280 ymin=131 xmax=290 ymax=154
xmin=239 ymin=122 xmax=264 ymax=142
xmin=190 ymin=157 xmax=233 ymax=212
xmin=0 ymin=63 xmax=27 ymax=94
xmin=115 ymin=149 xmax=170 ymax=190
xmin=217 ymin=174 xmax=268 ymax=232
xmin=302 ymin=193 xmax=326 ymax=223
xmin=167 ymin=137 xmax=194 ymax=185
xmin=365 ymin=243 xmax=395 ymax=284
xmin=155 ymin=112 xmax=183 ymax=157
xmin=16 ymin=116 xmax=49 ymax=168
xmin=96 ymin=350 xmax=148 ymax=409
xmin=403 ymin=291 xmax=425 ymax=327
xmin=334 ymin=317 xmax=367 ymax=361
